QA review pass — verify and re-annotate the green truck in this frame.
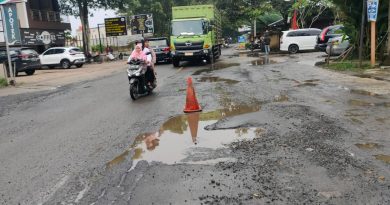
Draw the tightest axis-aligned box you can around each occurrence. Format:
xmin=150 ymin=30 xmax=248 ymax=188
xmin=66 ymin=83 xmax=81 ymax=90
xmin=170 ymin=5 xmax=222 ymax=67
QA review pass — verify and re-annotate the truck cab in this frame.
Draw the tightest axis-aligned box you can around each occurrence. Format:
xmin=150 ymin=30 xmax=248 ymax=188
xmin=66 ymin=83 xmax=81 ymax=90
xmin=170 ymin=5 xmax=222 ymax=67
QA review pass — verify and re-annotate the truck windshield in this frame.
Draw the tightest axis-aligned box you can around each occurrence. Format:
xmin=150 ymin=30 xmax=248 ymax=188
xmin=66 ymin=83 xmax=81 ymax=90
xmin=172 ymin=20 xmax=204 ymax=36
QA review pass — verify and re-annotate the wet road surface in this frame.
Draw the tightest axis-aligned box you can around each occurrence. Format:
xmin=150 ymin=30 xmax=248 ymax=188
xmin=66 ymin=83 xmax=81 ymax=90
xmin=1 ymin=49 xmax=390 ymax=204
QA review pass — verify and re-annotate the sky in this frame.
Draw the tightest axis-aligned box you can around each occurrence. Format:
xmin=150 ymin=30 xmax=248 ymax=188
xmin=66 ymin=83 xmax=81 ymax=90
xmin=69 ymin=9 xmax=117 ymax=35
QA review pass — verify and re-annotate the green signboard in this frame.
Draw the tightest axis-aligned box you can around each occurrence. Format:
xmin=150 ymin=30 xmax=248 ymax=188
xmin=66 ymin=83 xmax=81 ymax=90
xmin=3 ymin=3 xmax=20 ymax=45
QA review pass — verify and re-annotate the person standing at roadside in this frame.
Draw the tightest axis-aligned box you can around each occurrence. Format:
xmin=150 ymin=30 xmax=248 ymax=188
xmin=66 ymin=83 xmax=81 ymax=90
xmin=264 ymin=30 xmax=271 ymax=55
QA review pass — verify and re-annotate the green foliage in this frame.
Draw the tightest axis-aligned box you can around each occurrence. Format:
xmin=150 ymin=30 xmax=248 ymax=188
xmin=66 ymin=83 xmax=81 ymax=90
xmin=91 ymin=44 xmax=106 ymax=52
xmin=329 ymin=0 xmax=388 ymax=58
xmin=327 ymin=61 xmax=370 ymax=72
xmin=0 ymin=77 xmax=7 ymax=88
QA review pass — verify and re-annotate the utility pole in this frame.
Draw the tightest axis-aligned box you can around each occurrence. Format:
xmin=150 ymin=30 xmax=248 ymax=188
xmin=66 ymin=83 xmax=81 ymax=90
xmin=367 ymin=0 xmax=379 ymax=67
xmin=387 ymin=0 xmax=390 ymax=60
xmin=97 ymin=23 xmax=104 ymax=54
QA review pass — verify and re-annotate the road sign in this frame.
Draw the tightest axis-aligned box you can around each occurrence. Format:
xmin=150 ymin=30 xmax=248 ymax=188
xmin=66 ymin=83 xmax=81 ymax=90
xmin=367 ymin=0 xmax=379 ymax=22
xmin=130 ymin=14 xmax=154 ymax=35
xmin=104 ymin=17 xmax=127 ymax=37
xmin=3 ymin=3 xmax=20 ymax=45
xmin=0 ymin=0 xmax=26 ymax=4
xmin=238 ymin=36 xmax=246 ymax=43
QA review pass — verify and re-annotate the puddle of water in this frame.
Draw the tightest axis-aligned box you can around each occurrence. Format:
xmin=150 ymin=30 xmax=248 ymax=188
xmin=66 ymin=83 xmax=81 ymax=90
xmin=274 ymin=94 xmax=289 ymax=102
xmin=348 ymin=99 xmax=375 ymax=107
xmin=192 ymin=63 xmax=240 ymax=75
xmin=250 ymin=58 xmax=276 ymax=66
xmin=296 ymin=82 xmax=318 ymax=87
xmin=350 ymin=89 xmax=379 ymax=97
xmin=196 ymin=76 xmax=239 ymax=85
xmin=349 ymin=117 xmax=364 ymax=124
xmin=348 ymin=100 xmax=390 ymax=107
xmin=374 ymin=155 xmax=390 ymax=164
xmin=354 ymin=74 xmax=389 ymax=82
xmin=355 ymin=143 xmax=382 ymax=150
xmin=304 ymin=79 xmax=320 ymax=83
xmin=106 ymin=102 xmax=262 ymax=170
xmin=376 ymin=118 xmax=387 ymax=123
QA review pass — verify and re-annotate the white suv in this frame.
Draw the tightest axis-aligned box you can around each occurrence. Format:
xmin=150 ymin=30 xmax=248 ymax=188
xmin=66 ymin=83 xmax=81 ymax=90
xmin=280 ymin=29 xmax=321 ymax=54
xmin=39 ymin=47 xmax=86 ymax=69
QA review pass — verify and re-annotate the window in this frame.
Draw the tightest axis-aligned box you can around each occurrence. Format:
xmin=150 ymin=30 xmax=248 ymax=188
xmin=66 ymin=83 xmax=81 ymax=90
xmin=44 ymin=49 xmax=55 ymax=55
xmin=308 ymin=30 xmax=321 ymax=36
xmin=287 ymin=31 xmax=297 ymax=37
xmin=54 ymin=49 xmax=65 ymax=54
xmin=69 ymin=48 xmax=81 ymax=53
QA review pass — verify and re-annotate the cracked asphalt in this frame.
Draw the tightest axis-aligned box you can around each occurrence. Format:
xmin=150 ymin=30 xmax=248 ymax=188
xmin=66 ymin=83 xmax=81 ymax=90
xmin=0 ymin=47 xmax=389 ymax=205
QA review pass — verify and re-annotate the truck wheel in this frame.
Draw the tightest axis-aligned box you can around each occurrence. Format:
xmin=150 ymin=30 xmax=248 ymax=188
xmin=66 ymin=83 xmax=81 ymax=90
xmin=25 ymin=70 xmax=35 ymax=76
xmin=206 ymin=56 xmax=214 ymax=64
xmin=172 ymin=58 xmax=180 ymax=67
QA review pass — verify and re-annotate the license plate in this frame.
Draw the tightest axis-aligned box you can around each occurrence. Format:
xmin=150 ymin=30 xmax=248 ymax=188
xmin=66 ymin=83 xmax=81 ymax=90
xmin=185 ymin=52 xmax=193 ymax=56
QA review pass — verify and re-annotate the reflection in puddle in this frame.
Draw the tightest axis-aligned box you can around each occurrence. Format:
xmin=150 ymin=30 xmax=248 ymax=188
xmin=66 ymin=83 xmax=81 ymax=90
xmin=192 ymin=63 xmax=240 ymax=75
xmin=196 ymin=76 xmax=239 ymax=85
xmin=355 ymin=143 xmax=382 ymax=150
xmin=374 ymin=155 xmax=390 ymax=164
xmin=107 ymin=102 xmax=262 ymax=170
xmin=250 ymin=57 xmax=276 ymax=66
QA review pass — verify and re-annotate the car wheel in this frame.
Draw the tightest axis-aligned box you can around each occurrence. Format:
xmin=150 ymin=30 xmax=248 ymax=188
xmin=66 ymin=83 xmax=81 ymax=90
xmin=25 ymin=70 xmax=35 ymax=76
xmin=76 ymin=64 xmax=83 ymax=68
xmin=172 ymin=58 xmax=180 ymax=67
xmin=288 ymin=44 xmax=299 ymax=54
xmin=60 ymin=60 xmax=71 ymax=69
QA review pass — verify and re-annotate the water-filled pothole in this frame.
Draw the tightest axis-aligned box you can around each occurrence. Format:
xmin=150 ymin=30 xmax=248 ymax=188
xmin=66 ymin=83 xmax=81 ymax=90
xmin=355 ymin=143 xmax=383 ymax=150
xmin=374 ymin=154 xmax=390 ymax=164
xmin=196 ymin=76 xmax=239 ymax=85
xmin=192 ymin=63 xmax=240 ymax=75
xmin=348 ymin=99 xmax=390 ymax=107
xmin=107 ymin=102 xmax=262 ymax=170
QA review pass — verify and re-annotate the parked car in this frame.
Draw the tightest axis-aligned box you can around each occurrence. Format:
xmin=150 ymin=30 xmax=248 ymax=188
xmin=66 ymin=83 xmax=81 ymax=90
xmin=280 ymin=28 xmax=322 ymax=54
xmin=316 ymin=25 xmax=344 ymax=52
xmin=147 ymin=37 xmax=172 ymax=63
xmin=326 ymin=36 xmax=350 ymax=56
xmin=39 ymin=47 xmax=86 ymax=69
xmin=0 ymin=47 xmax=41 ymax=76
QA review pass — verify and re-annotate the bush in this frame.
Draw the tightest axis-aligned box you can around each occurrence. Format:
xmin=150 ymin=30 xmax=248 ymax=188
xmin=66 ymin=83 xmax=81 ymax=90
xmin=91 ymin=45 xmax=106 ymax=53
xmin=0 ymin=77 xmax=8 ymax=88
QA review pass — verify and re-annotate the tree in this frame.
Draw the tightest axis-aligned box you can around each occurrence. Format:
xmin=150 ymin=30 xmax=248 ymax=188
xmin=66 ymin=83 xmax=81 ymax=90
xmin=60 ymin=0 xmax=125 ymax=54
xmin=292 ymin=0 xmax=333 ymax=28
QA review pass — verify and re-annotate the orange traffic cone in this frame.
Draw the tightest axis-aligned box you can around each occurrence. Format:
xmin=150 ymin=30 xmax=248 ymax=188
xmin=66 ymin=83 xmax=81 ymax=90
xmin=187 ymin=112 xmax=200 ymax=145
xmin=184 ymin=77 xmax=202 ymax=113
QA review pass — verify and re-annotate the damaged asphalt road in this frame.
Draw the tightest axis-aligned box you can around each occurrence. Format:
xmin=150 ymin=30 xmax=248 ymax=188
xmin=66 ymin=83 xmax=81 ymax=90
xmin=1 ymin=49 xmax=390 ymax=204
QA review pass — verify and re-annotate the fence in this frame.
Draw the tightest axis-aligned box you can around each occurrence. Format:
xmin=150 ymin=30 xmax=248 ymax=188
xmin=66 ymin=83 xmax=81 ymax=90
xmin=65 ymin=36 xmax=134 ymax=54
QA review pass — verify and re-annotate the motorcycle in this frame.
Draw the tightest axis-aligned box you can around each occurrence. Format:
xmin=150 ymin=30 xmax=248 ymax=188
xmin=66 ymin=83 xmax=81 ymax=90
xmin=127 ymin=59 xmax=156 ymax=100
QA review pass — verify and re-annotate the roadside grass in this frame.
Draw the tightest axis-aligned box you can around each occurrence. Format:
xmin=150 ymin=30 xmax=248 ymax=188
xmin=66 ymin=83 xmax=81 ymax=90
xmin=326 ymin=61 xmax=371 ymax=72
xmin=0 ymin=77 xmax=8 ymax=88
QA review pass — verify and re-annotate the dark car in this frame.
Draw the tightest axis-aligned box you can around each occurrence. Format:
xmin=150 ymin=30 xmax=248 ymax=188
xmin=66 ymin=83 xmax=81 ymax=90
xmin=148 ymin=37 xmax=172 ymax=63
xmin=315 ymin=25 xmax=344 ymax=52
xmin=0 ymin=47 xmax=41 ymax=76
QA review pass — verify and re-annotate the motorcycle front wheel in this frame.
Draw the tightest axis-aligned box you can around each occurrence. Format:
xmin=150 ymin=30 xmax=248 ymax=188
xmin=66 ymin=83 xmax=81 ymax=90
xmin=130 ymin=83 xmax=139 ymax=100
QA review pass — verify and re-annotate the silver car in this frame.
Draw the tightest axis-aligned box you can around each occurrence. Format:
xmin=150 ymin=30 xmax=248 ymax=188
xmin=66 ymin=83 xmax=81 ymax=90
xmin=326 ymin=36 xmax=350 ymax=56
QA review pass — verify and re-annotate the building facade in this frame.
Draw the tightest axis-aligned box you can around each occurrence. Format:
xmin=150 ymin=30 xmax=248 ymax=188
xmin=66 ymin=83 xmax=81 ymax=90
xmin=1 ymin=0 xmax=71 ymax=53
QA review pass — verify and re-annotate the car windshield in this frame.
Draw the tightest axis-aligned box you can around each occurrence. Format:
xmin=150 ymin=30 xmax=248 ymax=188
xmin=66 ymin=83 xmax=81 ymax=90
xmin=172 ymin=20 xmax=204 ymax=36
xmin=21 ymin=49 xmax=37 ymax=55
xmin=149 ymin=40 xmax=167 ymax=48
